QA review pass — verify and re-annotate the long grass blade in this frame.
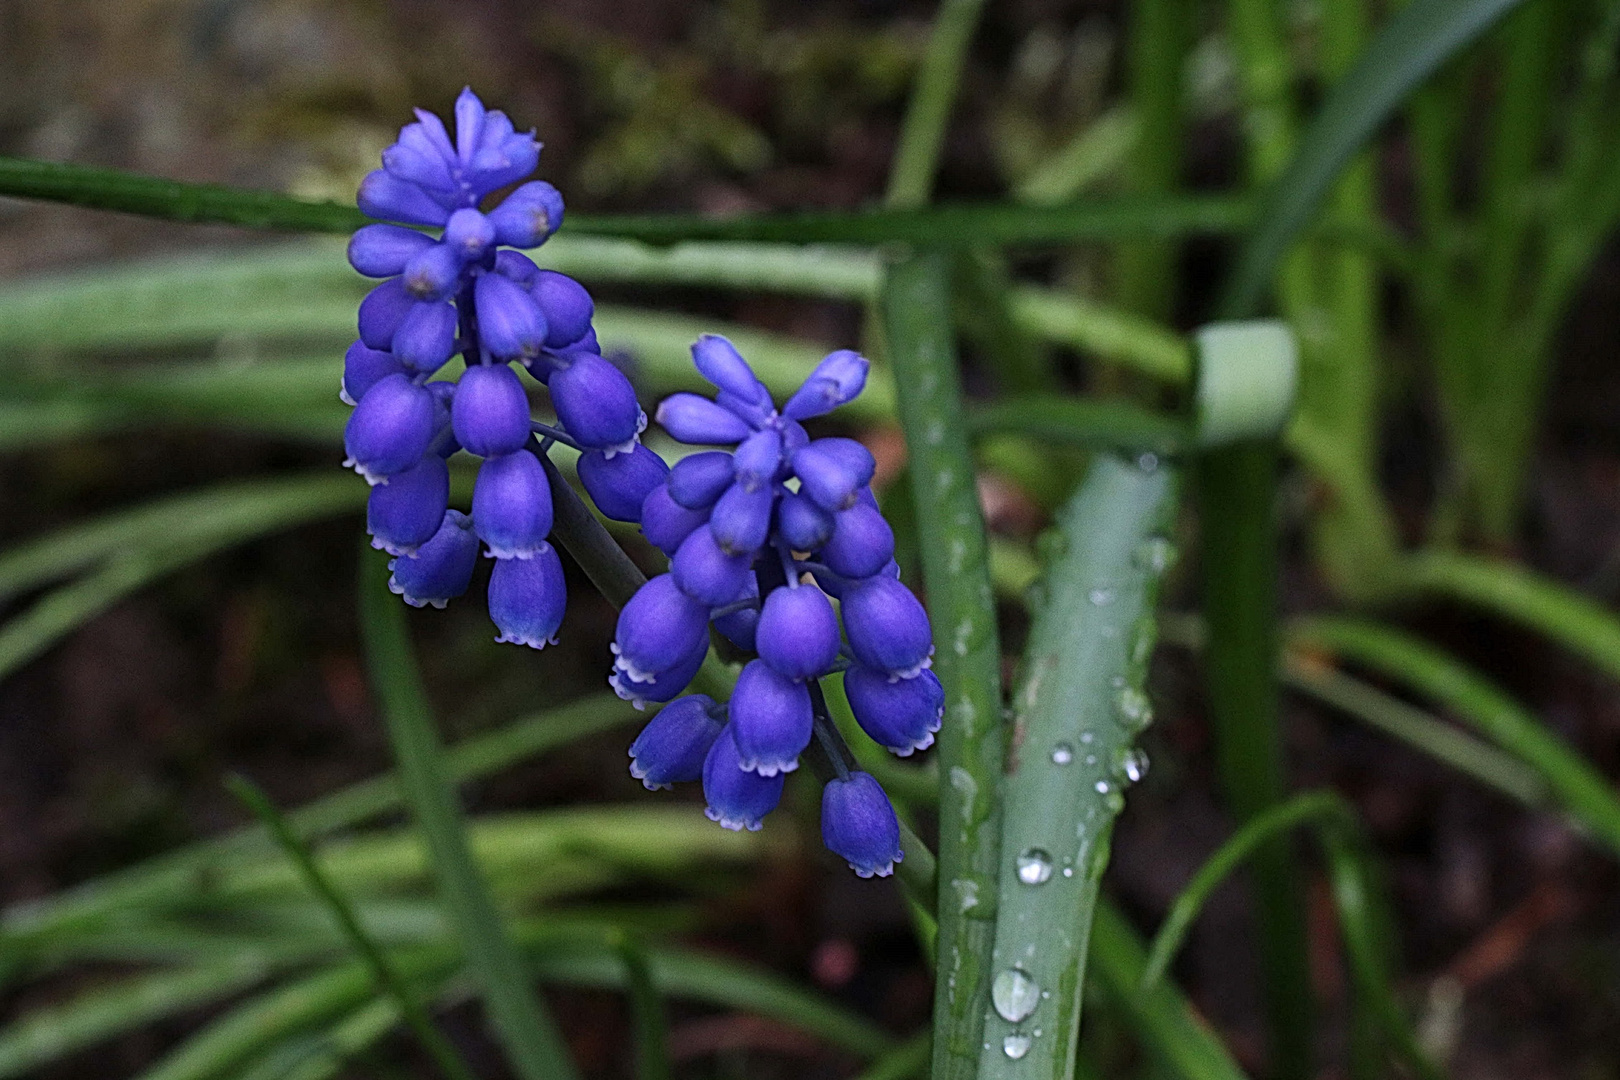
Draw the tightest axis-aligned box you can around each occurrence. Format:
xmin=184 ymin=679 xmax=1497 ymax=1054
xmin=885 ymin=0 xmax=987 ymax=208
xmin=882 ymin=250 xmax=1005 ymax=1080
xmin=607 ymin=931 xmax=671 ymax=1080
xmin=358 ymin=554 xmax=579 ymax=1080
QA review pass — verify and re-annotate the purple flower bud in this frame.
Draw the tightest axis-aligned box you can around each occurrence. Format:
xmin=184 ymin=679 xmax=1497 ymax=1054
xmin=656 ymin=393 xmax=754 ymax=445
xmin=792 ymin=438 xmax=876 ymax=512
xmin=813 ymin=558 xmax=900 ymax=601
xmin=844 ymin=666 xmax=943 ymax=756
xmin=471 ymin=451 xmax=553 ymax=559
xmin=489 ymin=544 xmax=567 ymax=648
xmin=668 ymin=451 xmax=735 ymax=510
xmin=821 ymin=501 xmax=896 ymax=580
xmin=495 ymin=250 xmax=539 ymax=285
xmin=783 ymin=350 xmax=870 ymax=421
xmin=475 ymin=272 xmax=547 ymax=360
xmin=443 ymin=208 xmax=495 ymax=261
xmin=708 ymin=482 xmax=773 ymax=556
xmin=452 ymin=363 xmax=532 ymax=457
xmin=778 ymin=491 xmax=834 ymax=552
xmin=358 ymin=168 xmax=452 ymax=226
xmin=703 ymin=724 xmax=784 ymax=831
xmin=732 ymin=429 xmax=782 ymax=490
xmin=389 ymin=509 xmax=479 ymax=608
xmin=532 ymin=270 xmax=594 ymax=348
xmin=641 ymin=485 xmax=709 ymax=557
xmin=671 ymin=525 xmax=753 ymax=606
xmin=821 ymin=772 xmax=903 ymax=877
xmin=612 ymin=638 xmax=707 ymax=708
xmin=757 ymin=585 xmax=840 ymax=681
xmin=550 ymin=353 xmax=644 ymax=452
xmin=712 ymin=575 xmax=760 ymax=652
xmin=454 ymin=87 xmax=487 ymax=161
xmin=391 ymin=301 xmax=458 ymax=373
xmin=342 ymin=341 xmax=406 ymax=406
xmin=842 ymin=575 xmax=934 ymax=678
xmin=358 ymin=278 xmax=413 ymax=351
xmin=367 ymin=455 xmax=449 ymax=555
xmin=488 ymin=181 xmax=564 ymax=248
xmin=400 ymin=242 xmax=465 ymax=301
xmin=730 ymin=659 xmax=813 ymax=776
xmin=465 ymin=110 xmax=541 ymax=195
xmin=628 ymin=695 xmax=724 ymax=790
xmin=613 ymin=573 xmax=711 ymax=684
xmin=692 ymin=335 xmax=770 ymax=407
xmin=344 ymin=373 xmax=436 ymax=483
xmin=348 ymin=224 xmax=434 ymax=278
xmin=578 ymin=442 xmax=669 ymax=523
xmin=382 ymin=132 xmax=455 ymax=194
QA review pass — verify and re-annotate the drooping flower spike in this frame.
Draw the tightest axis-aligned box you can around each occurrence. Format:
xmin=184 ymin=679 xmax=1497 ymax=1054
xmin=341 ymin=89 xmax=669 ymax=646
xmin=617 ymin=335 xmax=928 ymax=876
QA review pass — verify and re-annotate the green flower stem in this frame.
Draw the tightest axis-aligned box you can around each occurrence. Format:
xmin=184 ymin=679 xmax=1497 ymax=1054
xmin=537 ymin=451 xmax=645 ymax=609
xmin=885 ymin=0 xmax=988 ymax=208
xmin=882 ymin=250 xmax=1005 ymax=1080
xmin=224 ymin=777 xmax=479 ymax=1080
xmin=1118 ymin=0 xmax=1191 ymax=322
xmin=359 ymin=553 xmax=579 ymax=1080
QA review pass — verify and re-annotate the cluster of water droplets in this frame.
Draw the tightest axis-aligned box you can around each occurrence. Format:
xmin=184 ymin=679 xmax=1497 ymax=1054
xmin=990 ymin=967 xmax=1044 ymax=1059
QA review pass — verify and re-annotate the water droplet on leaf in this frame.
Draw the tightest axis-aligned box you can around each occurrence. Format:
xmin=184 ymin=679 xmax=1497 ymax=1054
xmin=1003 ymin=1033 xmax=1032 ymax=1060
xmin=991 ymin=968 xmax=1040 ymax=1023
xmin=1051 ymin=742 xmax=1074 ymax=765
xmin=1015 ymin=848 xmax=1053 ymax=885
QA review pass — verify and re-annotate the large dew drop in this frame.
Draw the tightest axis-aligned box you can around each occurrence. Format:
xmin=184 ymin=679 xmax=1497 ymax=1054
xmin=991 ymin=968 xmax=1040 ymax=1023
xmin=1015 ymin=848 xmax=1053 ymax=885
xmin=1002 ymin=1033 xmax=1033 ymax=1060
xmin=1114 ymin=687 xmax=1155 ymax=731
xmin=1117 ymin=747 xmax=1150 ymax=785
xmin=1050 ymin=742 xmax=1074 ymax=765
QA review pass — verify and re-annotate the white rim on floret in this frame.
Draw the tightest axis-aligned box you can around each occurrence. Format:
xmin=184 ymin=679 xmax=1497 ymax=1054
xmin=343 ymin=457 xmax=391 ymax=487
xmin=706 ymin=807 xmax=765 ymax=832
xmin=737 ymin=754 xmax=799 ymax=778
xmin=627 ymin=755 xmax=674 ymax=791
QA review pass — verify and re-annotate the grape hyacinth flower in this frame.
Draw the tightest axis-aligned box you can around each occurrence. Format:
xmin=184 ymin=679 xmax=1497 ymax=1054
xmin=341 ymin=89 xmax=668 ymax=646
xmin=617 ymin=335 xmax=930 ymax=877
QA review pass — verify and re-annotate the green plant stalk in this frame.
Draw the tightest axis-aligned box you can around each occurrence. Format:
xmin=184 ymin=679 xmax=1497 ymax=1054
xmin=608 ymin=931 xmax=671 ymax=1080
xmin=1118 ymin=0 xmax=1189 ymax=321
xmin=965 ymin=395 xmax=1189 ymax=456
xmin=225 ymin=776 xmax=478 ymax=1080
xmin=1295 ymin=616 xmax=1620 ymax=856
xmin=358 ymin=555 xmax=579 ymax=1080
xmin=977 ymin=454 xmax=1180 ymax=1079
xmin=885 ymin=0 xmax=989 ymax=208
xmin=882 ymin=251 xmax=1005 ymax=1080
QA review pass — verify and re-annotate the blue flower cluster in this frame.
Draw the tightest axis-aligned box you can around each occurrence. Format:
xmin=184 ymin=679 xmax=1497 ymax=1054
xmin=619 ymin=337 xmax=942 ymax=878
xmin=341 ymin=89 xmax=667 ymax=646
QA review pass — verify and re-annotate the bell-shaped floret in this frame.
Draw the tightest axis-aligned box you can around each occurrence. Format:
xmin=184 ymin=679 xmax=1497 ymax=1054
xmin=655 ymin=393 xmax=753 ymax=445
xmin=812 ymin=558 xmax=900 ymax=601
xmin=366 ymin=455 xmax=449 ymax=555
xmin=344 ymin=373 xmax=436 ymax=483
xmin=844 ymin=666 xmax=943 ymax=756
xmin=532 ymin=270 xmax=593 ymax=348
xmin=459 ymin=99 xmax=541 ymax=195
xmin=820 ymin=501 xmax=896 ymax=580
xmin=757 ymin=585 xmax=840 ymax=681
xmin=792 ymin=438 xmax=876 ymax=512
xmin=348 ymin=224 xmax=435 ymax=278
xmin=578 ymin=443 xmax=669 ymax=523
xmin=358 ymin=278 xmax=413 ymax=351
xmin=783 ymin=350 xmax=869 ymax=421
xmin=389 ymin=509 xmax=479 ymax=608
xmin=488 ymin=544 xmax=567 ymax=648
xmin=489 ymin=181 xmax=565 ymax=248
xmin=391 ymin=300 xmax=458 ymax=373
xmin=475 ymin=272 xmax=548 ymax=360
xmin=471 ymin=451 xmax=553 ymax=559
xmin=712 ymin=575 xmax=760 ymax=652
xmin=732 ymin=428 xmax=782 ymax=490
xmin=841 ymin=575 xmax=934 ymax=678
xmin=611 ymin=638 xmax=707 ymax=709
xmin=628 ymin=695 xmax=723 ymax=790
xmin=692 ymin=335 xmax=770 ymax=408
xmin=668 ymin=451 xmax=735 ymax=510
xmin=342 ymin=341 xmax=406 ymax=406
xmin=671 ymin=525 xmax=753 ymax=606
xmin=358 ymin=168 xmax=452 ymax=226
xmin=729 ymin=659 xmax=813 ymax=777
xmin=777 ymin=491 xmax=834 ymax=552
xmin=550 ymin=353 xmax=644 ymax=452
xmin=443 ymin=208 xmax=495 ymax=261
xmin=400 ymin=242 xmax=464 ymax=301
xmin=708 ymin=482 xmax=773 ymax=556
xmin=452 ymin=363 xmax=532 ymax=457
xmin=640 ymin=484 xmax=709 ymax=557
xmin=821 ymin=772 xmax=903 ymax=877
xmin=612 ymin=573 xmax=711 ymax=684
xmin=702 ymin=724 xmax=785 ymax=832
xmin=495 ymin=250 xmax=539 ymax=285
